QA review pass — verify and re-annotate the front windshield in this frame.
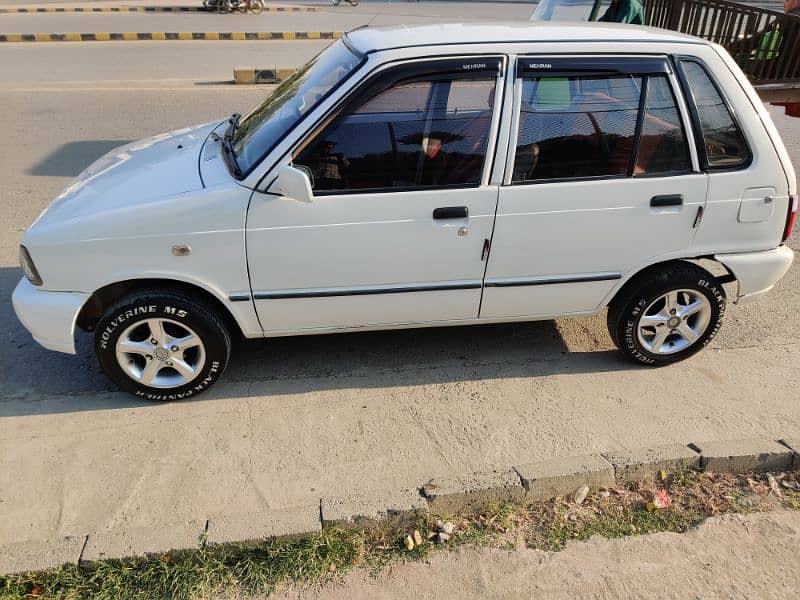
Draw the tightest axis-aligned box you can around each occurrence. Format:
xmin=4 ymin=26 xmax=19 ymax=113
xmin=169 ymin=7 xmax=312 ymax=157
xmin=531 ymin=0 xmax=607 ymax=21
xmin=231 ymin=40 xmax=361 ymax=176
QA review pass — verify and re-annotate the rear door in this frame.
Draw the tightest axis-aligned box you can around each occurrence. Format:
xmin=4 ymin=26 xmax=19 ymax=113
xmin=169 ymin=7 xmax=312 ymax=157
xmin=481 ymin=56 xmax=708 ymax=319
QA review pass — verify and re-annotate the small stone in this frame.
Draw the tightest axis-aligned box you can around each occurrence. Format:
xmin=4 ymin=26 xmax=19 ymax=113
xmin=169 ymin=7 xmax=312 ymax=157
xmin=737 ymin=498 xmax=753 ymax=508
xmin=328 ymin=563 xmax=337 ymax=573
xmin=403 ymin=535 xmax=414 ymax=550
xmin=598 ymin=490 xmax=611 ymax=498
xmin=440 ymin=521 xmax=455 ymax=535
xmin=435 ymin=519 xmax=444 ymax=530
xmin=437 ymin=532 xmax=450 ymax=543
xmin=767 ymin=473 xmax=783 ymax=498
xmin=781 ymin=480 xmax=800 ymax=491
xmin=573 ymin=484 xmax=590 ymax=505
xmin=412 ymin=530 xmax=423 ymax=546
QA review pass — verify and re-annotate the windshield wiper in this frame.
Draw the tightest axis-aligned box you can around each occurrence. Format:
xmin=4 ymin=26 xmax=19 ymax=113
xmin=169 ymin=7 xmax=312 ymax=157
xmin=221 ymin=113 xmax=242 ymax=177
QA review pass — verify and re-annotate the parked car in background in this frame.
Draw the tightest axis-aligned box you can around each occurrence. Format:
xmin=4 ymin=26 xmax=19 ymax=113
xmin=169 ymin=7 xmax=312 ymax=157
xmin=13 ymin=23 xmax=797 ymax=399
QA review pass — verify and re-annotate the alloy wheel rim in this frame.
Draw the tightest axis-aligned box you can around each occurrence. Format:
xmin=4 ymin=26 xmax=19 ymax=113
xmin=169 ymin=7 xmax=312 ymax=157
xmin=115 ymin=318 xmax=206 ymax=388
xmin=636 ymin=289 xmax=712 ymax=355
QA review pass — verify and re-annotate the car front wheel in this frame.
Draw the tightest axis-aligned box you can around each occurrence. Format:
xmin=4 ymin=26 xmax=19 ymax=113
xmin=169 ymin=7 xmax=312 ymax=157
xmin=608 ymin=263 xmax=726 ymax=366
xmin=94 ymin=290 xmax=231 ymax=400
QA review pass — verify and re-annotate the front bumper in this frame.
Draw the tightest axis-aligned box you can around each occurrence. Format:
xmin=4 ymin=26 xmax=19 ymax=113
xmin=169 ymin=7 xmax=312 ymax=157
xmin=715 ymin=245 xmax=795 ymax=304
xmin=12 ymin=278 xmax=90 ymax=354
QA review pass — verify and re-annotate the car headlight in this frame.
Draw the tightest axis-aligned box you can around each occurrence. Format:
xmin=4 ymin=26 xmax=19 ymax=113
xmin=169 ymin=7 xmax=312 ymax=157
xmin=19 ymin=245 xmax=42 ymax=286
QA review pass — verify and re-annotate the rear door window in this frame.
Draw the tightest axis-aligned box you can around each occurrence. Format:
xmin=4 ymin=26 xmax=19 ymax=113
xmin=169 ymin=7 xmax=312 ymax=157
xmin=512 ymin=58 xmax=692 ymax=184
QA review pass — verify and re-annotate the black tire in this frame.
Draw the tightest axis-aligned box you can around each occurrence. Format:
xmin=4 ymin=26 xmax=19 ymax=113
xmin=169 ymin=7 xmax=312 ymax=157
xmin=94 ymin=290 xmax=231 ymax=400
xmin=607 ymin=262 xmax=726 ymax=366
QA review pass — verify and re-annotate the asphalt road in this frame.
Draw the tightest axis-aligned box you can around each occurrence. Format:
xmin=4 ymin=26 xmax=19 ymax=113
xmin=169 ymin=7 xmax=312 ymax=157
xmin=0 ymin=7 xmax=799 ymax=553
xmin=0 ymin=2 xmax=535 ymax=33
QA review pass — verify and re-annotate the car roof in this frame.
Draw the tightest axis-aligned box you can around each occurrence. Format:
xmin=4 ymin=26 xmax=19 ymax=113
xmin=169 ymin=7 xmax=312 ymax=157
xmin=344 ymin=21 xmax=705 ymax=55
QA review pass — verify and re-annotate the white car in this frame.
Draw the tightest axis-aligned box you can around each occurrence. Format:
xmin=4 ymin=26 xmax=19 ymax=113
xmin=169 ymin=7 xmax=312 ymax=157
xmin=13 ymin=23 xmax=797 ymax=400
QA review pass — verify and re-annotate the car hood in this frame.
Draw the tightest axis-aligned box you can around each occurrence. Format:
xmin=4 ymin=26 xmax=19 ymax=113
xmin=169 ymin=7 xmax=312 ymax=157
xmin=33 ymin=121 xmax=220 ymax=226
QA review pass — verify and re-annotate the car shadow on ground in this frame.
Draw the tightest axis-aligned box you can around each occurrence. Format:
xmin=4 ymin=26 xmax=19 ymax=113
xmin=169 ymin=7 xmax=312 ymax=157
xmin=0 ymin=266 xmax=632 ymax=417
xmin=26 ymin=140 xmax=133 ymax=177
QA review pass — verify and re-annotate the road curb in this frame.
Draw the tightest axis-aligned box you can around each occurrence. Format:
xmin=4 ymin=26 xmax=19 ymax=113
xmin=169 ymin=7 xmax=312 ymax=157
xmin=0 ymin=31 xmax=342 ymax=42
xmin=0 ymin=5 xmax=318 ymax=13
xmin=693 ymin=438 xmax=794 ymax=473
xmin=2 ymin=435 xmax=797 ymax=575
xmin=234 ymin=66 xmax=296 ymax=84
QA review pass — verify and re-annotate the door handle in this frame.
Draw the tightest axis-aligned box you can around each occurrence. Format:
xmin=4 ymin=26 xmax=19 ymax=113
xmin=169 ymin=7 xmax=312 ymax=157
xmin=650 ymin=194 xmax=683 ymax=207
xmin=433 ymin=206 xmax=468 ymax=220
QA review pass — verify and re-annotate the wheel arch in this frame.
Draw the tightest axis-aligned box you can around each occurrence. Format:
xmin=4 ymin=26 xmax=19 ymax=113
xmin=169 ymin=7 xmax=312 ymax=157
xmin=76 ymin=278 xmax=245 ymax=339
xmin=604 ymin=257 xmax=735 ymax=309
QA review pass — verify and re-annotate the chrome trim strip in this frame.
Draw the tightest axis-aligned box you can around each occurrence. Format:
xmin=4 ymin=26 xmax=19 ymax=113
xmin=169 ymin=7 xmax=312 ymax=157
xmin=252 ymin=281 xmax=483 ymax=300
xmin=485 ymin=273 xmax=622 ymax=287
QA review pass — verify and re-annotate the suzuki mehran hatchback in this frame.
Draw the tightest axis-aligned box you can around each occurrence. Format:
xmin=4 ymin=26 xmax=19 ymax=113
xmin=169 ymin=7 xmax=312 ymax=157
xmin=13 ymin=23 xmax=797 ymax=399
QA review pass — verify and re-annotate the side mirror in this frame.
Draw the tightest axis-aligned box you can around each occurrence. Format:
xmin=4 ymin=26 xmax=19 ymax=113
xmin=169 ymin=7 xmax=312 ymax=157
xmin=268 ymin=164 xmax=314 ymax=203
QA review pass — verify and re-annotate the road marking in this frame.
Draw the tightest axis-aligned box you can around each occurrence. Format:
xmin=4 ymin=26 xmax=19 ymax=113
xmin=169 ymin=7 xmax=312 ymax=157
xmin=0 ymin=5 xmax=319 ymax=13
xmin=0 ymin=31 xmax=343 ymax=42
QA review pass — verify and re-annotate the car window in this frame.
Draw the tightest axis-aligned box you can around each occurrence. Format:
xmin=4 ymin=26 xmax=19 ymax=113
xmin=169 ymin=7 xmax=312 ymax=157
xmin=634 ymin=75 xmax=691 ymax=176
xmin=294 ymin=72 xmax=497 ymax=193
xmin=680 ymin=60 xmax=750 ymax=169
xmin=513 ymin=74 xmax=643 ymax=183
xmin=231 ymin=40 xmax=361 ymax=177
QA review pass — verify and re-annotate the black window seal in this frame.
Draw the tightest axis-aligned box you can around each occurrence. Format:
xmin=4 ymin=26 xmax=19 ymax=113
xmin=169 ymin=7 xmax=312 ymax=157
xmin=291 ymin=55 xmax=505 ymax=197
xmin=671 ymin=55 xmax=753 ymax=173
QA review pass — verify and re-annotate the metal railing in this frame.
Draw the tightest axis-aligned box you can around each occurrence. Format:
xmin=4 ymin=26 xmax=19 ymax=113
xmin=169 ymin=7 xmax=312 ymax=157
xmin=645 ymin=0 xmax=800 ymax=84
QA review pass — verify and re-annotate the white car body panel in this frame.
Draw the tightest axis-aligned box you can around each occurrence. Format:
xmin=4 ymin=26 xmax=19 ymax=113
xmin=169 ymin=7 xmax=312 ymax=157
xmin=12 ymin=22 xmax=796 ymax=358
xmin=12 ymin=278 xmax=88 ymax=354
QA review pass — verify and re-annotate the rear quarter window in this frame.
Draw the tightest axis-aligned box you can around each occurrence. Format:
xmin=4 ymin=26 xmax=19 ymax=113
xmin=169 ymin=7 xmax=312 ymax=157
xmin=679 ymin=59 xmax=751 ymax=170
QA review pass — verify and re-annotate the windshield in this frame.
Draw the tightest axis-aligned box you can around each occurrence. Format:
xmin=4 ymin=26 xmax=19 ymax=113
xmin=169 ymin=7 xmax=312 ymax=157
xmin=231 ymin=40 xmax=362 ymax=176
xmin=531 ymin=0 xmax=607 ymax=21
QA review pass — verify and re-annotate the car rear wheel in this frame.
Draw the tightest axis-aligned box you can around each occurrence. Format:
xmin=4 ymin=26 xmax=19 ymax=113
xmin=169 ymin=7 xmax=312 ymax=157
xmin=95 ymin=290 xmax=231 ymax=400
xmin=607 ymin=263 xmax=726 ymax=366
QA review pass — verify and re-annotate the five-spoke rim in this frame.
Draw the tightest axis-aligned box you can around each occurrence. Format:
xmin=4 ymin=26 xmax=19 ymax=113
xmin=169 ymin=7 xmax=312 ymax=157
xmin=636 ymin=289 xmax=712 ymax=355
xmin=115 ymin=318 xmax=206 ymax=388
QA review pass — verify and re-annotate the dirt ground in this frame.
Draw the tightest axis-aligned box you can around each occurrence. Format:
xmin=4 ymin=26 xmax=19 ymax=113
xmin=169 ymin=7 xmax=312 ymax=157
xmin=271 ymin=510 xmax=800 ymax=600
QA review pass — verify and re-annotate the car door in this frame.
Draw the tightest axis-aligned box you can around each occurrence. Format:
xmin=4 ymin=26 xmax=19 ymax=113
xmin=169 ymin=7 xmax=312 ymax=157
xmin=246 ymin=57 xmax=505 ymax=333
xmin=481 ymin=56 xmax=709 ymax=319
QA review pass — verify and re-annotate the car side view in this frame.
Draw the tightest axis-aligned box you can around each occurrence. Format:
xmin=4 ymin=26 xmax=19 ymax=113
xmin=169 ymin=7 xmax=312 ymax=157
xmin=13 ymin=22 xmax=797 ymax=400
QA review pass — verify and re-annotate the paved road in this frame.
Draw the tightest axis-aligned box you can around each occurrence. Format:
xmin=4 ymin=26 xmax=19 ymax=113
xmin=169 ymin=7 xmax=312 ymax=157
xmin=0 ymin=40 xmax=328 ymax=85
xmin=0 ymin=2 xmax=535 ymax=33
xmin=272 ymin=510 xmax=800 ymax=599
xmin=0 ymin=17 xmax=799 ymax=548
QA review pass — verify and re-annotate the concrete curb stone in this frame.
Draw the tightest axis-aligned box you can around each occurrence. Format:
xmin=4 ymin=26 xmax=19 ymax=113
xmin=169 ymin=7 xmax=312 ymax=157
xmin=321 ymin=489 xmax=427 ymax=526
xmin=778 ymin=438 xmax=800 ymax=466
xmin=206 ymin=506 xmax=320 ymax=545
xmin=602 ymin=444 xmax=701 ymax=483
xmin=0 ymin=535 xmax=86 ymax=575
xmin=81 ymin=520 xmax=206 ymax=563
xmin=421 ymin=468 xmax=525 ymax=515
xmin=694 ymin=438 xmax=794 ymax=473
xmin=514 ymin=454 xmax=615 ymax=499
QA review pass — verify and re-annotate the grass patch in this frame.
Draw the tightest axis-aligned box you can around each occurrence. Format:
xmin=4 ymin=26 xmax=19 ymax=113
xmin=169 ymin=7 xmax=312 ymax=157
xmin=2 ymin=469 xmax=799 ymax=599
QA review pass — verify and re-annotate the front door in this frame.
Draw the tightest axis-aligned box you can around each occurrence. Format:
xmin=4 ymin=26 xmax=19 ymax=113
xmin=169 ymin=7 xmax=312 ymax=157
xmin=246 ymin=57 xmax=505 ymax=333
xmin=482 ymin=56 xmax=709 ymax=319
